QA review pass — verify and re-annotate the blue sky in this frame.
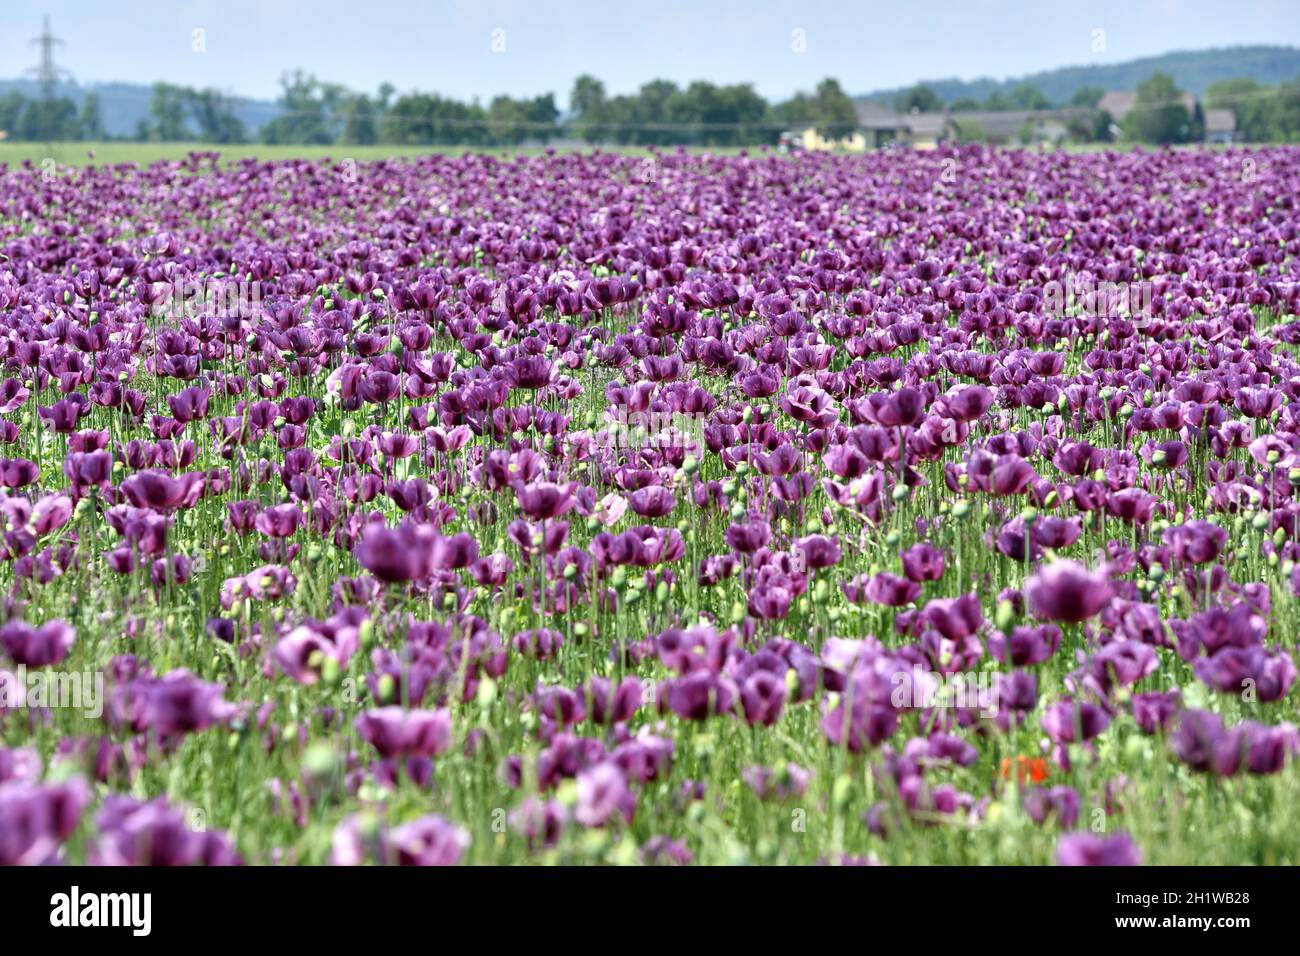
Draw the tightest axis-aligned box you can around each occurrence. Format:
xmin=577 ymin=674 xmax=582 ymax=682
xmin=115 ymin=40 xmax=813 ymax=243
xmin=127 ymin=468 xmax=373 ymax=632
xmin=4 ymin=0 xmax=1298 ymax=104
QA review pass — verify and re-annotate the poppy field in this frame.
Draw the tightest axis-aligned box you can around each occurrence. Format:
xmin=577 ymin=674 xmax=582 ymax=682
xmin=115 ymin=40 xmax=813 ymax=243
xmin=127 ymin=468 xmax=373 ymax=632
xmin=3 ymin=145 xmax=1300 ymax=866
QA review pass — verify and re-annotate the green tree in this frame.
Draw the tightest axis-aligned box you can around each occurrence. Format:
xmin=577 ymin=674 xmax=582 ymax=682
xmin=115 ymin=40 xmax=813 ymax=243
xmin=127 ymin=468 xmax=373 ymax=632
xmin=0 ymin=92 xmax=28 ymax=138
xmin=812 ymin=78 xmax=859 ymax=141
xmin=338 ymin=93 xmax=378 ymax=145
xmin=188 ymin=88 xmax=247 ymax=143
xmin=1008 ymin=82 xmax=1051 ymax=110
xmin=486 ymin=95 xmax=529 ymax=146
xmin=150 ymin=83 xmax=192 ymax=141
xmin=78 ymin=92 xmax=104 ymax=140
xmin=19 ymin=97 xmax=79 ymax=141
xmin=569 ymin=75 xmax=609 ymax=143
xmin=896 ymin=85 xmax=943 ymax=113
xmin=1123 ymin=72 xmax=1192 ymax=144
xmin=1069 ymin=86 xmax=1106 ymax=109
xmin=261 ymin=71 xmax=335 ymax=145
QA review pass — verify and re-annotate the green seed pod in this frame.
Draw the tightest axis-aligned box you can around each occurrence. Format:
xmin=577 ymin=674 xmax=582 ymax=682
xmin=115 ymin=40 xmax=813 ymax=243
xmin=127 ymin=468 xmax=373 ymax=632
xmin=729 ymin=600 xmax=747 ymax=625
xmin=995 ymin=599 xmax=1016 ymax=632
xmin=831 ymin=775 xmax=855 ymax=811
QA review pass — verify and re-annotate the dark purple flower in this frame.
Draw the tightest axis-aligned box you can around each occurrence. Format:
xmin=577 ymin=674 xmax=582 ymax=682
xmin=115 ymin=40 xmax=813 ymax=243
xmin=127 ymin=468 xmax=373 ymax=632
xmin=1026 ymin=561 xmax=1114 ymax=623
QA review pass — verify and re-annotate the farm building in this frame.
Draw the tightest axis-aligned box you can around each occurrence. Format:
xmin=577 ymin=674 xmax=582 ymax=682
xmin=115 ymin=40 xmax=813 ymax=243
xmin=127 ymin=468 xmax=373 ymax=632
xmin=1205 ymin=108 xmax=1238 ymax=143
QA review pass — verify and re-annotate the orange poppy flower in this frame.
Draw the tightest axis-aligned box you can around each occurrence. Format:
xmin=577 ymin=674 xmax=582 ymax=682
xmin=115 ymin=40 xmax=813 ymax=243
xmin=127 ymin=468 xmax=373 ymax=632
xmin=999 ymin=755 xmax=1051 ymax=784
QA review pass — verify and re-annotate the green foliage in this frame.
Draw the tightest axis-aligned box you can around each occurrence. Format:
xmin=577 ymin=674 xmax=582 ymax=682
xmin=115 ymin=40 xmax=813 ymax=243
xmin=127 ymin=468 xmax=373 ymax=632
xmin=1206 ymin=76 xmax=1300 ymax=142
xmin=895 ymin=85 xmax=944 ymax=114
xmin=1123 ymin=73 xmax=1194 ymax=144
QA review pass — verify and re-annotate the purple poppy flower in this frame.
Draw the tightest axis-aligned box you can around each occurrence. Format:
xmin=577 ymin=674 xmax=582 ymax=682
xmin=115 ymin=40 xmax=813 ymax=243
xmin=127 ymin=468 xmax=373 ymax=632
xmin=575 ymin=762 xmax=633 ymax=827
xmin=1163 ymin=520 xmax=1228 ymax=565
xmin=356 ymin=707 xmax=453 ymax=759
xmin=989 ymin=624 xmax=1062 ymax=666
xmin=1194 ymin=646 xmax=1296 ymax=702
xmin=1131 ymin=690 xmax=1181 ymax=734
xmin=900 ymin=543 xmax=946 ymax=582
xmin=1025 ymin=561 xmax=1114 ymax=623
xmin=0 ymin=620 xmax=75 ymax=668
xmin=1042 ymin=700 xmax=1111 ymax=743
xmin=1056 ymin=831 xmax=1142 ymax=866
xmin=864 ymin=572 xmax=922 ymax=607
xmin=354 ymin=521 xmax=435 ymax=583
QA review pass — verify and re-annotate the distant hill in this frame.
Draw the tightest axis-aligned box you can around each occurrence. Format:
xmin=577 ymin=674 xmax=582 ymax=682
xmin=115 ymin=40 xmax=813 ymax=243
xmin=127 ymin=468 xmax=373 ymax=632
xmin=0 ymin=79 xmax=281 ymax=138
xmin=858 ymin=45 xmax=1300 ymax=107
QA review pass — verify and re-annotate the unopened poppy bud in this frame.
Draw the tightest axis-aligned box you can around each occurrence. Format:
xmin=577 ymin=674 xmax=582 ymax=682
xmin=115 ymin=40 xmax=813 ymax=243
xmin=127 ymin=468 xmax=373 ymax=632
xmin=1252 ymin=512 xmax=1269 ymax=531
xmin=294 ymin=744 xmax=332 ymax=786
xmin=655 ymin=580 xmax=669 ymax=603
xmin=320 ymin=655 xmax=341 ymax=687
xmin=890 ymin=485 xmax=908 ymax=503
xmin=995 ymin=599 xmax=1016 ymax=632
xmin=953 ymin=499 xmax=970 ymax=518
xmin=831 ymin=775 xmax=855 ymax=811
xmin=729 ymin=600 xmax=746 ymax=624
xmin=682 ymin=455 xmax=699 ymax=475
xmin=376 ymin=674 xmax=396 ymax=703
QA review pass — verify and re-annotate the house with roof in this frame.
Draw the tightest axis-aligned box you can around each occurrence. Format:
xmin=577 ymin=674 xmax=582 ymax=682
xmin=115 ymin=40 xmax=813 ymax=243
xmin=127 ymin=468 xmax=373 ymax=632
xmin=1097 ymin=89 xmax=1203 ymax=128
xmin=947 ymin=108 xmax=1091 ymax=145
xmin=1204 ymin=108 xmax=1238 ymax=144
xmin=855 ymin=100 xmax=913 ymax=147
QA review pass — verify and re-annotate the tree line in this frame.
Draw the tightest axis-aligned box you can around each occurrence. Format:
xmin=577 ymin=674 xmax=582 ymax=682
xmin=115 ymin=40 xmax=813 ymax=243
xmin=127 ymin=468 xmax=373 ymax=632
xmin=3 ymin=68 xmax=1299 ymax=146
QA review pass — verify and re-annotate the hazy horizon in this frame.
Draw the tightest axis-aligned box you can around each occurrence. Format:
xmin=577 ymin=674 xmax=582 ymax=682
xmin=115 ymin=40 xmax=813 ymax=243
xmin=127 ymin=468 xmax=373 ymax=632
xmin=2 ymin=0 xmax=1299 ymax=105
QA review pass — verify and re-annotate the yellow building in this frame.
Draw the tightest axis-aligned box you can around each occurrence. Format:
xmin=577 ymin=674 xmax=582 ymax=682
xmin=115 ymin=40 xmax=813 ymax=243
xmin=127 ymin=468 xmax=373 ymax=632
xmin=785 ymin=126 xmax=869 ymax=152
